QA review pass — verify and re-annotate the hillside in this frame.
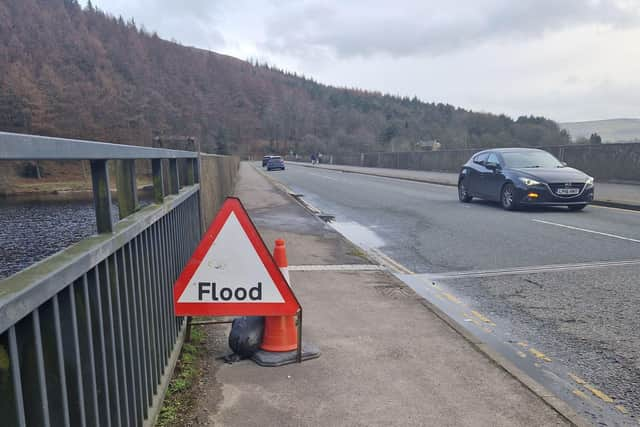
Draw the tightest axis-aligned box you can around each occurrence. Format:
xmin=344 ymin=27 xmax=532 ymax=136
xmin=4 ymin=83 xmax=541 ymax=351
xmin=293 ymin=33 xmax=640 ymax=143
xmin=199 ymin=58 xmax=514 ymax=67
xmin=561 ymin=119 xmax=640 ymax=143
xmin=0 ymin=0 xmax=570 ymax=156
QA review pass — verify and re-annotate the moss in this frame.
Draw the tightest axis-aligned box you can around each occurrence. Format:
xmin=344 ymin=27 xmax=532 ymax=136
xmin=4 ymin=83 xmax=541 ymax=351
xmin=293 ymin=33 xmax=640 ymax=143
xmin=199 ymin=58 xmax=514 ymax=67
xmin=0 ymin=344 xmax=9 ymax=370
xmin=347 ymin=245 xmax=369 ymax=260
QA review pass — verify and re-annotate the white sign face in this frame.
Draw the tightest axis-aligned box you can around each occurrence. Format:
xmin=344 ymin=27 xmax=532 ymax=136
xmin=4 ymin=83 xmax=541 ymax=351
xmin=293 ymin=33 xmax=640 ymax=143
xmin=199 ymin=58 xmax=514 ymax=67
xmin=177 ymin=212 xmax=285 ymax=303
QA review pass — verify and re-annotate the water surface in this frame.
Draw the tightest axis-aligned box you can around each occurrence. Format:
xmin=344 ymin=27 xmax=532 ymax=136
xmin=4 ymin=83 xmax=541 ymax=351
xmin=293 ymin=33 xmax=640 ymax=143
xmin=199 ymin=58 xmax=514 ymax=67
xmin=0 ymin=199 xmax=119 ymax=280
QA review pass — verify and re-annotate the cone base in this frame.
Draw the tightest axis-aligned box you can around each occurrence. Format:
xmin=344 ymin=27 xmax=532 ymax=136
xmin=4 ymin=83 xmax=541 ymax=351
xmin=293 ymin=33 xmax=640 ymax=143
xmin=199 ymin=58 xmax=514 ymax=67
xmin=253 ymin=342 xmax=321 ymax=367
xmin=260 ymin=342 xmax=298 ymax=352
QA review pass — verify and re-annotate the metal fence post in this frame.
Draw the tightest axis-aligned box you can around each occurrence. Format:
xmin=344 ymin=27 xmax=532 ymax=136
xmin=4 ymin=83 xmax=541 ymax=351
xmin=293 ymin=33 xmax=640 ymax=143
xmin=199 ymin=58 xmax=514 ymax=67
xmin=116 ymin=159 xmax=138 ymax=218
xmin=90 ymin=160 xmax=114 ymax=233
xmin=193 ymin=157 xmax=200 ymax=184
xmin=168 ymin=159 xmax=180 ymax=195
xmin=152 ymin=159 xmax=165 ymax=204
xmin=186 ymin=159 xmax=195 ymax=186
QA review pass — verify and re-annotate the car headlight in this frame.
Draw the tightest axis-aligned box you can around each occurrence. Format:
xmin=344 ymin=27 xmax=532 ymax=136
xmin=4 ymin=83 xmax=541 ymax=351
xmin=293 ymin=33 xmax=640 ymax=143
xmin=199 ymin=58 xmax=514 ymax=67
xmin=585 ymin=177 xmax=594 ymax=186
xmin=519 ymin=177 xmax=541 ymax=186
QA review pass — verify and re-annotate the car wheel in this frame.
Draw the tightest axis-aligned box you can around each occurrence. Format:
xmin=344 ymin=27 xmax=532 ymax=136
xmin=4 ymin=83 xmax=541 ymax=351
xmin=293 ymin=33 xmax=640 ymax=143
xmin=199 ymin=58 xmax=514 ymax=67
xmin=501 ymin=183 xmax=518 ymax=210
xmin=568 ymin=204 xmax=587 ymax=211
xmin=458 ymin=180 xmax=473 ymax=203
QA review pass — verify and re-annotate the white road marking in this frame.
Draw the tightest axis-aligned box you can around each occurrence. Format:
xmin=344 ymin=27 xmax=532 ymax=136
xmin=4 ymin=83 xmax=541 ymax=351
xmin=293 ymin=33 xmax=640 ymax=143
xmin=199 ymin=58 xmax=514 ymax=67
xmin=427 ymin=258 xmax=640 ymax=279
xmin=307 ymin=172 xmax=341 ymax=181
xmin=532 ymin=219 xmax=640 ymax=244
xmin=289 ymin=264 xmax=384 ymax=271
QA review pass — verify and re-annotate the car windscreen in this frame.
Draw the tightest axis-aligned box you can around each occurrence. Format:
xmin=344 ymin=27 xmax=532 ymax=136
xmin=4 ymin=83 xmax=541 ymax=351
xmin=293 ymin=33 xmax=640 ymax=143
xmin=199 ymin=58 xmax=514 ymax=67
xmin=501 ymin=151 xmax=562 ymax=168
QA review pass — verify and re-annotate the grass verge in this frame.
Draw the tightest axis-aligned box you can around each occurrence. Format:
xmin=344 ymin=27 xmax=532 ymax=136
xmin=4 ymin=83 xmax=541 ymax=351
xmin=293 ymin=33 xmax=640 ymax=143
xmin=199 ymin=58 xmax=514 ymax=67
xmin=157 ymin=326 xmax=205 ymax=426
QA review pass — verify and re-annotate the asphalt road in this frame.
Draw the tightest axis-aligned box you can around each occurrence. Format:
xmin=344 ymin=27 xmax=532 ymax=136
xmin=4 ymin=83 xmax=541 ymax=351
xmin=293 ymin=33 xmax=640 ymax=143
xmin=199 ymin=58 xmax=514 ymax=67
xmin=264 ymin=162 xmax=640 ymax=426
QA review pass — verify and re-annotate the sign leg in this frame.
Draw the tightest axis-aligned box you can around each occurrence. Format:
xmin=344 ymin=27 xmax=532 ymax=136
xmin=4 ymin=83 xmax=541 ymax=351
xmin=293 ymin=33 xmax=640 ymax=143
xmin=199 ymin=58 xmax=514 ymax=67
xmin=185 ymin=316 xmax=193 ymax=343
xmin=297 ymin=309 xmax=302 ymax=363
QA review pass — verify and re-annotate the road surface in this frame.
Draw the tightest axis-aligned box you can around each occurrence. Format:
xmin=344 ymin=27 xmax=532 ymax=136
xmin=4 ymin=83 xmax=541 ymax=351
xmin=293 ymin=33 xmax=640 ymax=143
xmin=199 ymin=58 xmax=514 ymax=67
xmin=264 ymin=162 xmax=640 ymax=426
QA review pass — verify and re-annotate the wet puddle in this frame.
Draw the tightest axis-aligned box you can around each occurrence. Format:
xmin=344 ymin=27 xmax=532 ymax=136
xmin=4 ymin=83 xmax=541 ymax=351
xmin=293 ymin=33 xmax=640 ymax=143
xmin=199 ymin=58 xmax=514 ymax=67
xmin=329 ymin=221 xmax=385 ymax=250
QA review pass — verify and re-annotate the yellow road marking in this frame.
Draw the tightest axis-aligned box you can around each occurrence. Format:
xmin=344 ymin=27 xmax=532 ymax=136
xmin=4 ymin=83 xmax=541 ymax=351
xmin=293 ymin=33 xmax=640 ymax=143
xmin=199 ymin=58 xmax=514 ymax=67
xmin=529 ymin=348 xmax=552 ymax=362
xmin=616 ymin=405 xmax=629 ymax=414
xmin=469 ymin=318 xmax=484 ymax=327
xmin=568 ymin=373 xmax=615 ymax=403
xmin=517 ymin=341 xmax=528 ymax=348
xmin=583 ymin=384 xmax=614 ymax=403
xmin=568 ymin=373 xmax=585 ymax=384
xmin=371 ymin=249 xmax=414 ymax=274
xmin=516 ymin=350 xmax=527 ymax=358
xmin=572 ymin=389 xmax=590 ymax=401
xmin=471 ymin=310 xmax=496 ymax=326
xmin=441 ymin=292 xmax=461 ymax=304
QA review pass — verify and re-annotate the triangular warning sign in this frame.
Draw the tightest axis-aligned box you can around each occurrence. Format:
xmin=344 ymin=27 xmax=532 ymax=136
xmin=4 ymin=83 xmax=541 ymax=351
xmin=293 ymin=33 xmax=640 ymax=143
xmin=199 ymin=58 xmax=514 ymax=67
xmin=173 ymin=197 xmax=300 ymax=316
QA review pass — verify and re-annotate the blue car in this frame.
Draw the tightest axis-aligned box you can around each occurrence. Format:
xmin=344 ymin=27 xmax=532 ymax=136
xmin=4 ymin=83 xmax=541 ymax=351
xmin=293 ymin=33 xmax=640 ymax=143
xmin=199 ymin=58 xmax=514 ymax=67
xmin=266 ymin=156 xmax=285 ymax=171
xmin=458 ymin=148 xmax=594 ymax=211
xmin=262 ymin=155 xmax=276 ymax=167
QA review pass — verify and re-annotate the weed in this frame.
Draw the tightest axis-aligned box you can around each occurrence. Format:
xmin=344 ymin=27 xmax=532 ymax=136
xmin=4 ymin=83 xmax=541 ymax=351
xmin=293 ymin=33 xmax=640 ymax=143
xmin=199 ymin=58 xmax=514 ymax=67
xmin=347 ymin=245 xmax=368 ymax=260
xmin=157 ymin=325 xmax=206 ymax=426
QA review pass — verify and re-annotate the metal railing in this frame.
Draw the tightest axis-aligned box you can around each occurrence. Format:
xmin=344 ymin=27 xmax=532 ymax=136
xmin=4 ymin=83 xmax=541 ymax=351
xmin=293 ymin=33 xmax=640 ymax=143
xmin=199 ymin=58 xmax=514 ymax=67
xmin=0 ymin=131 xmax=201 ymax=426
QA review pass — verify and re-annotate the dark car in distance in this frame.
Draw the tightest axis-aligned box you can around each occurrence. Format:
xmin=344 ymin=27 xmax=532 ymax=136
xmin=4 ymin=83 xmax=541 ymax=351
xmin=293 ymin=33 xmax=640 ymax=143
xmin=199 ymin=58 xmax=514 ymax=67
xmin=458 ymin=148 xmax=594 ymax=211
xmin=262 ymin=155 xmax=275 ymax=167
xmin=266 ymin=156 xmax=285 ymax=171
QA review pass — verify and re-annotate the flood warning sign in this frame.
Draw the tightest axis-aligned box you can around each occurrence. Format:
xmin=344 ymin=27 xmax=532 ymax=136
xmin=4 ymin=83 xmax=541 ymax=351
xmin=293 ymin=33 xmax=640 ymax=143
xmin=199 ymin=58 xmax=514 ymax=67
xmin=173 ymin=198 xmax=299 ymax=316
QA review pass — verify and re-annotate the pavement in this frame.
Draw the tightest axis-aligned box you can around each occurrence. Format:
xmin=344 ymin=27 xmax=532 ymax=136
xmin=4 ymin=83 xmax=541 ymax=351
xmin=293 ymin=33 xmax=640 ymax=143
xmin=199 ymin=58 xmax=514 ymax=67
xmin=263 ymin=162 xmax=640 ymax=426
xmin=291 ymin=162 xmax=640 ymax=210
xmin=187 ymin=163 xmax=573 ymax=426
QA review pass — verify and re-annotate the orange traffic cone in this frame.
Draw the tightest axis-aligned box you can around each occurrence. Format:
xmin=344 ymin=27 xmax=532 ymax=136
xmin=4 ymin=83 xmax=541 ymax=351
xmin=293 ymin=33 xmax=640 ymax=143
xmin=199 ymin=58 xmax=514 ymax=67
xmin=260 ymin=239 xmax=298 ymax=352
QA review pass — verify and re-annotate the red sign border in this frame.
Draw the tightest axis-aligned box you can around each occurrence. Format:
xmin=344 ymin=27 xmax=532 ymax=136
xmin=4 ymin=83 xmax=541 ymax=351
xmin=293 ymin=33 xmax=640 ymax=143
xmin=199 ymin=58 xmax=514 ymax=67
xmin=173 ymin=197 xmax=300 ymax=316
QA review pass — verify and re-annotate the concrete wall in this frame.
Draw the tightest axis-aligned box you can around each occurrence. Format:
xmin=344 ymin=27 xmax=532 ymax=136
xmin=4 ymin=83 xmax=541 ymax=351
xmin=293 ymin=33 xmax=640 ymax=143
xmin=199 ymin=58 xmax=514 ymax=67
xmin=198 ymin=153 xmax=240 ymax=231
xmin=332 ymin=143 xmax=640 ymax=182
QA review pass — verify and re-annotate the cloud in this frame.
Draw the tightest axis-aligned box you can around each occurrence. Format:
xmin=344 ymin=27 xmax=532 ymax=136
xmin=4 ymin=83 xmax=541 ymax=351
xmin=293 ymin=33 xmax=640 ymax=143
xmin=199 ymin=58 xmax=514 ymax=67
xmin=262 ymin=0 xmax=640 ymax=58
xmin=87 ymin=0 xmax=640 ymax=121
xmin=91 ymin=0 xmax=226 ymax=48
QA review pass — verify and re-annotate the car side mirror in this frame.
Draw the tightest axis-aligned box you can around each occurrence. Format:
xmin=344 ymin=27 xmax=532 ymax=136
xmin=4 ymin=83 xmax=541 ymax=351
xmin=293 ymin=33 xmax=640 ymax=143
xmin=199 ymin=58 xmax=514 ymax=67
xmin=485 ymin=161 xmax=500 ymax=170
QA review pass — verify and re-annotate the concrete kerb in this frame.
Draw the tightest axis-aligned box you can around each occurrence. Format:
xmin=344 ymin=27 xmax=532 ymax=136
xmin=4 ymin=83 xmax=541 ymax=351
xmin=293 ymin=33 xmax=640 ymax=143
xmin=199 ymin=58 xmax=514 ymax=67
xmin=590 ymin=200 xmax=640 ymax=212
xmin=290 ymin=162 xmax=640 ymax=212
xmin=290 ymin=161 xmax=457 ymax=187
xmin=253 ymin=161 xmax=589 ymax=427
xmin=252 ymin=164 xmax=335 ymax=228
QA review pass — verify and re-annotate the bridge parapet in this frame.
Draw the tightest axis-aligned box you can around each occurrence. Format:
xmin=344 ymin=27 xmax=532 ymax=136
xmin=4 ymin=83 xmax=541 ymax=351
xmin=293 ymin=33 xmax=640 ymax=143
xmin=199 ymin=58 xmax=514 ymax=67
xmin=0 ymin=131 xmax=216 ymax=426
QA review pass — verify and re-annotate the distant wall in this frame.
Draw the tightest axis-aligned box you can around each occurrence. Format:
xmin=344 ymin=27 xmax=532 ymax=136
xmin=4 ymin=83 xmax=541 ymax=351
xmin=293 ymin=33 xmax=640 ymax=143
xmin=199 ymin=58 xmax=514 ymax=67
xmin=552 ymin=144 xmax=640 ymax=182
xmin=198 ymin=153 xmax=240 ymax=230
xmin=331 ymin=143 xmax=640 ymax=182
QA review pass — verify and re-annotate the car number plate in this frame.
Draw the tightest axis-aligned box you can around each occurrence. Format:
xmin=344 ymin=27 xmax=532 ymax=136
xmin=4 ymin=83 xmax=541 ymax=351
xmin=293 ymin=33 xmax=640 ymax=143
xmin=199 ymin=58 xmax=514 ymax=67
xmin=557 ymin=188 xmax=579 ymax=195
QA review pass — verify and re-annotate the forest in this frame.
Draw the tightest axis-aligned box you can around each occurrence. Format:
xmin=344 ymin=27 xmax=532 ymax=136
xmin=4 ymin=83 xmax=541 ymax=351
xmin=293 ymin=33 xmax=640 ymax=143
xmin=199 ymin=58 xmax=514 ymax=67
xmin=0 ymin=0 xmax=571 ymax=157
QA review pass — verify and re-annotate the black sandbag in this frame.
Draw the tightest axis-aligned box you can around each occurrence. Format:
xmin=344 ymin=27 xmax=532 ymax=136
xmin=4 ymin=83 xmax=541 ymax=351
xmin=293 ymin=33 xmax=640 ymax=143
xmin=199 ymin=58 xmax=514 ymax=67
xmin=228 ymin=316 xmax=264 ymax=358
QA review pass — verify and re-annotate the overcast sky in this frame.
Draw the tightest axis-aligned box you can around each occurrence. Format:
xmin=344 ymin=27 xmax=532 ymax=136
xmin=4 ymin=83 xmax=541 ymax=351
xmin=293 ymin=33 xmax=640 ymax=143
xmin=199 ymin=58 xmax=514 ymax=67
xmin=87 ymin=0 xmax=640 ymax=122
